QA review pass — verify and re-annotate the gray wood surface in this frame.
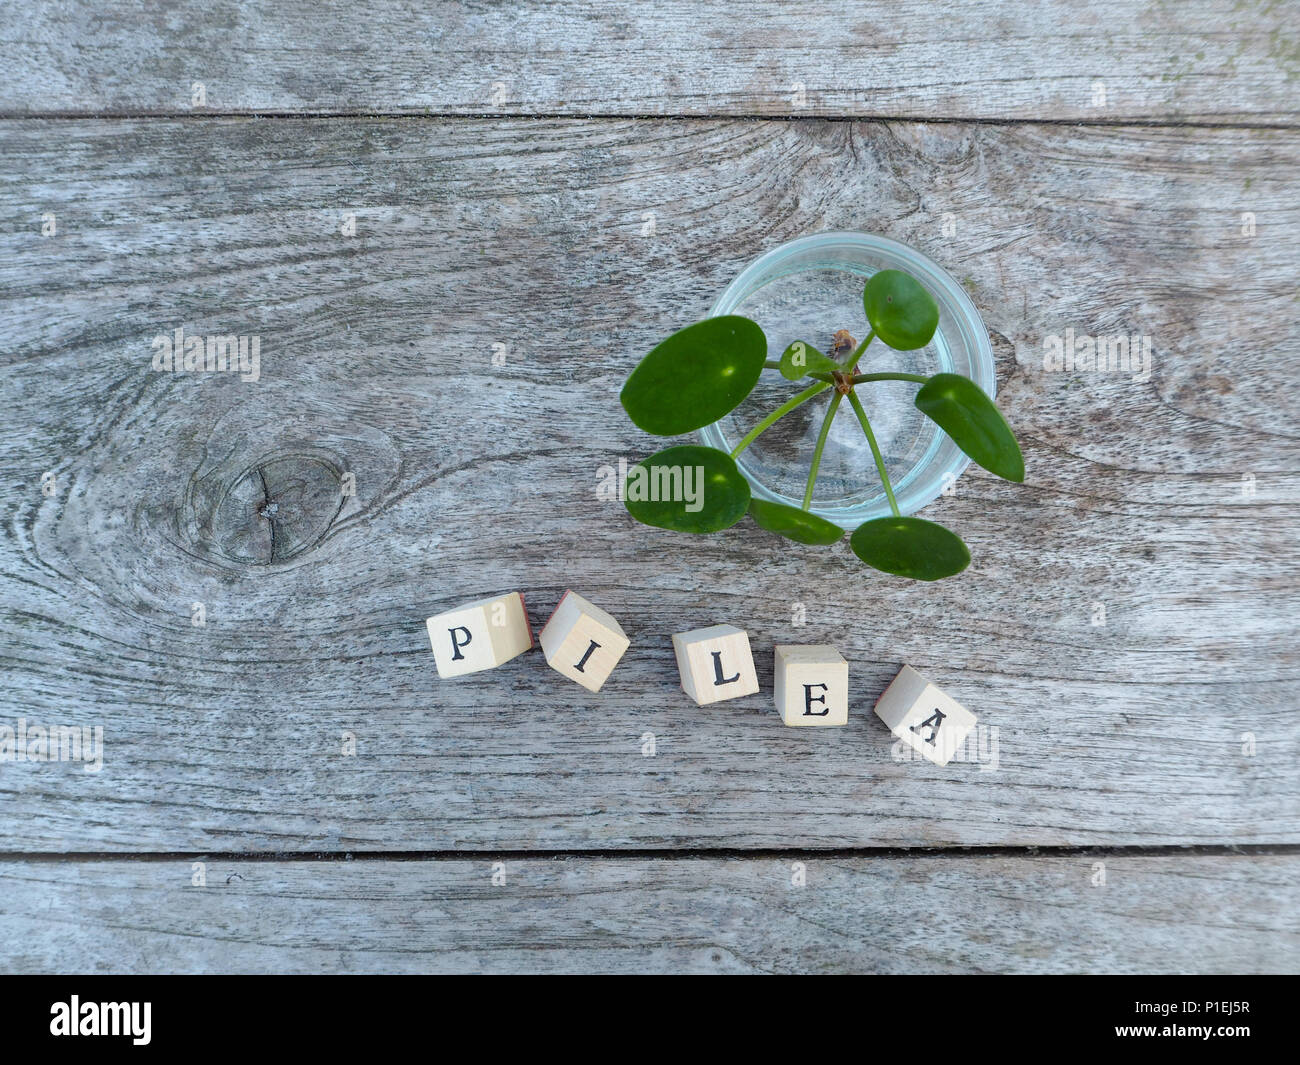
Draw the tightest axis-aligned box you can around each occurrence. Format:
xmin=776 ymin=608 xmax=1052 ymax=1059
xmin=1 ymin=117 xmax=1296 ymax=852
xmin=3 ymin=853 xmax=1295 ymax=974
xmin=2 ymin=1 xmax=1297 ymax=121
xmin=1 ymin=1 xmax=1297 ymax=975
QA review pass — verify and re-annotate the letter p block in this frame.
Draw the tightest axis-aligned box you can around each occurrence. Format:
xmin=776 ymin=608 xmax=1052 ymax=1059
xmin=426 ymin=592 xmax=533 ymax=678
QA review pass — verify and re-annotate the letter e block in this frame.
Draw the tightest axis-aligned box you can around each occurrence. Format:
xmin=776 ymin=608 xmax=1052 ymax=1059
xmin=539 ymin=590 xmax=630 ymax=693
xmin=873 ymin=665 xmax=976 ymax=766
xmin=426 ymin=592 xmax=533 ymax=678
xmin=672 ymin=624 xmax=759 ymax=705
xmin=774 ymin=645 xmax=848 ymax=726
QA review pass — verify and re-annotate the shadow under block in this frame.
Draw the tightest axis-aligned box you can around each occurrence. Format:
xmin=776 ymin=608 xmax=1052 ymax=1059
xmin=426 ymin=592 xmax=533 ymax=678
xmin=774 ymin=645 xmax=848 ymax=727
xmin=539 ymin=590 xmax=630 ymax=693
xmin=672 ymin=624 xmax=760 ymax=706
xmin=873 ymin=665 xmax=977 ymax=766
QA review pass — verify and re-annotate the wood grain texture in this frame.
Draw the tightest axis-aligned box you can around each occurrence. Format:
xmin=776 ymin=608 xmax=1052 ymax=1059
xmin=2 ymin=1 xmax=1297 ymax=122
xmin=3 ymin=853 xmax=1296 ymax=973
xmin=1 ymin=116 xmax=1297 ymax=851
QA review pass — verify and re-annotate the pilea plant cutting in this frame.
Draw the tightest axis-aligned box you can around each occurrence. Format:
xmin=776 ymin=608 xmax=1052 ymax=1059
xmin=619 ymin=269 xmax=1024 ymax=580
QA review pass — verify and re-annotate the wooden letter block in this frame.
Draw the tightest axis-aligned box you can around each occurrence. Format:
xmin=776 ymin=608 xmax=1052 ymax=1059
xmin=671 ymin=624 xmax=759 ymax=705
xmin=873 ymin=665 xmax=976 ymax=766
xmin=426 ymin=591 xmax=533 ymax=678
xmin=774 ymin=645 xmax=848 ymax=727
xmin=539 ymin=590 xmax=630 ymax=693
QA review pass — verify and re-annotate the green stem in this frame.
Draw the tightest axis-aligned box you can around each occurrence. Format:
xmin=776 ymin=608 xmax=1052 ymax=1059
xmin=801 ymin=391 xmax=843 ymax=510
xmin=808 ymin=370 xmax=928 ymax=385
xmin=845 ymin=330 xmax=875 ymax=370
xmin=852 ymin=371 xmax=928 ymax=384
xmin=731 ymin=382 xmax=831 ymax=458
xmin=846 ymin=390 xmax=900 ymax=517
xmin=764 ymin=360 xmax=783 ymax=370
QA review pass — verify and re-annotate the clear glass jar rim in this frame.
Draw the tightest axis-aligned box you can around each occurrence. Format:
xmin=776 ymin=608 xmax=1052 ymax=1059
xmin=707 ymin=230 xmax=994 ymax=397
xmin=700 ymin=231 xmax=996 ymax=525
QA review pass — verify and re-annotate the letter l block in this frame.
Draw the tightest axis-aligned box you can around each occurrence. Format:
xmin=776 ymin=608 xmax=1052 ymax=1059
xmin=672 ymin=624 xmax=759 ymax=705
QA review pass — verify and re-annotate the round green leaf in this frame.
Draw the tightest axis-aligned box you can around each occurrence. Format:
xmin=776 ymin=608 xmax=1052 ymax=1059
xmin=849 ymin=516 xmax=971 ymax=581
xmin=620 ymin=316 xmax=767 ymax=435
xmin=748 ymin=498 xmax=843 ymax=545
xmin=915 ymin=373 xmax=1024 ymax=482
xmin=863 ymin=270 xmax=940 ymax=351
xmin=624 ymin=445 xmax=751 ymax=534
xmin=779 ymin=340 xmax=840 ymax=380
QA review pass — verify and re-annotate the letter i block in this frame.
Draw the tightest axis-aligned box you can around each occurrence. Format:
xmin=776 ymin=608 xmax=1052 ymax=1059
xmin=539 ymin=590 xmax=630 ymax=693
xmin=873 ymin=665 xmax=976 ymax=766
xmin=672 ymin=624 xmax=759 ymax=706
xmin=774 ymin=645 xmax=848 ymax=726
xmin=426 ymin=592 xmax=533 ymax=678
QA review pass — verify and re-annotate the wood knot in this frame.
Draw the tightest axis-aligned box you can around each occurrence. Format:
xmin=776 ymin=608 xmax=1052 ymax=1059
xmin=188 ymin=451 xmax=347 ymax=566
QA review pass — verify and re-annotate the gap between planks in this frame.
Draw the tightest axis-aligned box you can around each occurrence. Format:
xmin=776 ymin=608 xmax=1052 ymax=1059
xmin=0 ymin=110 xmax=1295 ymax=130
xmin=3 ymin=845 xmax=1299 ymax=863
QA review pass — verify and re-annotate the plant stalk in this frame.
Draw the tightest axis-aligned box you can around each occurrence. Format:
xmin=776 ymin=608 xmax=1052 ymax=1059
xmin=846 ymin=390 xmax=901 ymax=518
xmin=808 ymin=371 xmax=929 ymax=386
xmin=730 ymin=382 xmax=831 ymax=458
xmin=845 ymin=330 xmax=875 ymax=371
xmin=801 ymin=392 xmax=843 ymax=511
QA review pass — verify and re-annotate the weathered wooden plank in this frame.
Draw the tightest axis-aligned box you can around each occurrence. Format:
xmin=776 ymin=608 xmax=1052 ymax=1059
xmin=2 ymin=854 xmax=1295 ymax=973
xmin=0 ymin=117 xmax=1296 ymax=850
xmin=2 ymin=1 xmax=1297 ymax=122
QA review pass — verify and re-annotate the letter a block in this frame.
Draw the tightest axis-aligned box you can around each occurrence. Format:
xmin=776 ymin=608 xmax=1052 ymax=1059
xmin=426 ymin=592 xmax=533 ymax=678
xmin=774 ymin=645 xmax=848 ymax=726
xmin=539 ymin=590 xmax=630 ymax=693
xmin=672 ymin=624 xmax=759 ymax=705
xmin=873 ymin=665 xmax=976 ymax=766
